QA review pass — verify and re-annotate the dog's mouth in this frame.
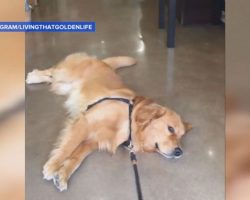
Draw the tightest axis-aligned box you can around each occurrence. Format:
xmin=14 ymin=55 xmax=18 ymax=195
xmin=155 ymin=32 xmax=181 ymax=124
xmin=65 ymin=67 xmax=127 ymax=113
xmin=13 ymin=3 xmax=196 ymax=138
xmin=155 ymin=143 xmax=182 ymax=159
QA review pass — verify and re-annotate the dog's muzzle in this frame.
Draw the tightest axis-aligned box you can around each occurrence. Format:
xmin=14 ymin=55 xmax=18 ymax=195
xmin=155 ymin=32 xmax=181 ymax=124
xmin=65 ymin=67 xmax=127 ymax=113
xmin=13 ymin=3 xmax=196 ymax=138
xmin=155 ymin=143 xmax=183 ymax=159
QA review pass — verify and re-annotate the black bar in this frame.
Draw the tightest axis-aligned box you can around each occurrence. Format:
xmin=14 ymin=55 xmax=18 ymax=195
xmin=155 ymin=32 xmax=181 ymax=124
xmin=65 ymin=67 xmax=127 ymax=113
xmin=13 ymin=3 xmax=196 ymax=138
xmin=158 ymin=0 xmax=165 ymax=29
xmin=167 ymin=0 xmax=176 ymax=48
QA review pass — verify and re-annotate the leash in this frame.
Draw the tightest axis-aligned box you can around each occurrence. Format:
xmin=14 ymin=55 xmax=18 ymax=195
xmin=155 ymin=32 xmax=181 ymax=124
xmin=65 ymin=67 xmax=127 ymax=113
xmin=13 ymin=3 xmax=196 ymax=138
xmin=86 ymin=97 xmax=143 ymax=200
xmin=129 ymin=147 xmax=143 ymax=200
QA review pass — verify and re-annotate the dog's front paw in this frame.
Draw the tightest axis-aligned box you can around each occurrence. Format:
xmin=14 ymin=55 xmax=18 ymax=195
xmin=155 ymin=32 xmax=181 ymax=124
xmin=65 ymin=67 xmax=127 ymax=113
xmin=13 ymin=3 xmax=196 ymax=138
xmin=43 ymin=161 xmax=59 ymax=181
xmin=53 ymin=168 xmax=68 ymax=192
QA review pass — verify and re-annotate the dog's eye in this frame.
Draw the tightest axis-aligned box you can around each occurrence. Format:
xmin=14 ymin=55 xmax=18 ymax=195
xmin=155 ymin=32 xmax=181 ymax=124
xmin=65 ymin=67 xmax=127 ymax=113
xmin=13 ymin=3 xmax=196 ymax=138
xmin=168 ymin=126 xmax=175 ymax=134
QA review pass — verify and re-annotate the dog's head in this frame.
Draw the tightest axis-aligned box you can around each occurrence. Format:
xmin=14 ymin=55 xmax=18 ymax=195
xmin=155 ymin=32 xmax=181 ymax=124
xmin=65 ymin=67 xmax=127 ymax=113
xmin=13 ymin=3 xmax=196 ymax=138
xmin=133 ymin=97 xmax=192 ymax=159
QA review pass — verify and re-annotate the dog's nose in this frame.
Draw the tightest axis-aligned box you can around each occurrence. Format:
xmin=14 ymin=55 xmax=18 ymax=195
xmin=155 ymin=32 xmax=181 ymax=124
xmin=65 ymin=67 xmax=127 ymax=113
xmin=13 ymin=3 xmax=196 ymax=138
xmin=174 ymin=147 xmax=183 ymax=157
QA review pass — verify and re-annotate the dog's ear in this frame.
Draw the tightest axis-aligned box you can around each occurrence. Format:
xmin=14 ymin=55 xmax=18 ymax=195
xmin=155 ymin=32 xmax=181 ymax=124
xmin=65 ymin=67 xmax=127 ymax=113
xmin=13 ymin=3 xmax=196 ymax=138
xmin=184 ymin=122 xmax=192 ymax=133
xmin=135 ymin=102 xmax=166 ymax=130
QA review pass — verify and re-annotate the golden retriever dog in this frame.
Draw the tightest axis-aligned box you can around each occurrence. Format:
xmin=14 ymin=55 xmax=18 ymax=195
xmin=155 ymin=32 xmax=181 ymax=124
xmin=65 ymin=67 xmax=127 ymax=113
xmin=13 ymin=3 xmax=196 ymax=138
xmin=26 ymin=53 xmax=192 ymax=191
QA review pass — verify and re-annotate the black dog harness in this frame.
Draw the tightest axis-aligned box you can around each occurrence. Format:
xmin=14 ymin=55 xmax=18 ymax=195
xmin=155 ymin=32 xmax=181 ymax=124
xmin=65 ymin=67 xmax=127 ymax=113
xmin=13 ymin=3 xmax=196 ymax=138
xmin=86 ymin=97 xmax=143 ymax=200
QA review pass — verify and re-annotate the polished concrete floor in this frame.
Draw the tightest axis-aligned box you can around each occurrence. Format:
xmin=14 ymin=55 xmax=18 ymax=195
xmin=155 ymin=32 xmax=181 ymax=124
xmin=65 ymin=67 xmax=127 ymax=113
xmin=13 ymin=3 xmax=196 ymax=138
xmin=26 ymin=0 xmax=225 ymax=199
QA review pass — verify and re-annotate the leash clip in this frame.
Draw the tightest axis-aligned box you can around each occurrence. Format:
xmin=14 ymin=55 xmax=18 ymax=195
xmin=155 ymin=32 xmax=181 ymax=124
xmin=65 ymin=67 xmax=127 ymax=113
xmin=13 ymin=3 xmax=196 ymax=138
xmin=128 ymin=141 xmax=134 ymax=151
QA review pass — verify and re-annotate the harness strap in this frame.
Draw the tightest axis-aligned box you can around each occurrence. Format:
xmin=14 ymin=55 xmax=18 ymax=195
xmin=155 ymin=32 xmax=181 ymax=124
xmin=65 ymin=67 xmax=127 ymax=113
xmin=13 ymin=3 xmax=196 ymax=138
xmin=86 ymin=97 xmax=143 ymax=200
xmin=87 ymin=97 xmax=132 ymax=110
xmin=86 ymin=97 xmax=133 ymax=147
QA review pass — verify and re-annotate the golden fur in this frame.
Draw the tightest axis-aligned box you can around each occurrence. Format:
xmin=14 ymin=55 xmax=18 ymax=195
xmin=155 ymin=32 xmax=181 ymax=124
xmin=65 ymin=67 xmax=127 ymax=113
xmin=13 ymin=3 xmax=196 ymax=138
xmin=26 ymin=53 xmax=191 ymax=191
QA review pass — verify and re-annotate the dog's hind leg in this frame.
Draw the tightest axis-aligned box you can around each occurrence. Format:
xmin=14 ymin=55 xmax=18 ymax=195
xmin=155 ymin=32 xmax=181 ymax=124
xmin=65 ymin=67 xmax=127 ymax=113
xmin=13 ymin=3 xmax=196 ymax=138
xmin=26 ymin=67 xmax=54 ymax=84
xmin=43 ymin=115 xmax=89 ymax=181
xmin=52 ymin=141 xmax=98 ymax=191
xmin=26 ymin=53 xmax=91 ymax=85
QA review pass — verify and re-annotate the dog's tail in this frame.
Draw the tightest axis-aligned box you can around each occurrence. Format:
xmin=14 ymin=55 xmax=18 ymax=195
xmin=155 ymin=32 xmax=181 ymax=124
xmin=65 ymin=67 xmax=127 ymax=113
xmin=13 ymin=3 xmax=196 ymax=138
xmin=102 ymin=56 xmax=136 ymax=70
